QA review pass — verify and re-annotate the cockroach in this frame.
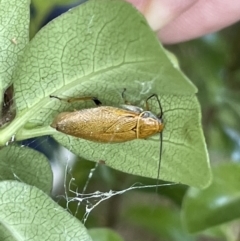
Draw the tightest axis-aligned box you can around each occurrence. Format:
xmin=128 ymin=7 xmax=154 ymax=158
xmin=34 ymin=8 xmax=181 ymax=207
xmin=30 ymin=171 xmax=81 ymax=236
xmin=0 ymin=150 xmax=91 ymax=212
xmin=50 ymin=90 xmax=164 ymax=181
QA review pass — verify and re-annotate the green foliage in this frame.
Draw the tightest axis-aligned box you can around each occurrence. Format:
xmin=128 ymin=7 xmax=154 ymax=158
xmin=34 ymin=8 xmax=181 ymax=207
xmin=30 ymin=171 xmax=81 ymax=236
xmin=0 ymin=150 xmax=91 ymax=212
xmin=0 ymin=0 xmax=239 ymax=240
xmin=182 ymin=163 xmax=240 ymax=233
xmin=30 ymin=0 xmax=82 ymax=38
xmin=0 ymin=0 xmax=29 ymax=91
xmin=0 ymin=145 xmax=53 ymax=193
xmin=125 ymin=205 xmax=195 ymax=241
xmin=89 ymin=228 xmax=124 ymax=241
xmin=0 ymin=181 xmax=92 ymax=241
xmin=0 ymin=0 xmax=210 ymax=188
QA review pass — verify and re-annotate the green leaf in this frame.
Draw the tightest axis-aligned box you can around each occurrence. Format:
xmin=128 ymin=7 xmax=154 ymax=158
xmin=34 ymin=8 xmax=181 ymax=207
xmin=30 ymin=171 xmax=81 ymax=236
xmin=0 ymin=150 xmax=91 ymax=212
xmin=125 ymin=204 xmax=196 ymax=241
xmin=89 ymin=228 xmax=124 ymax=241
xmin=0 ymin=181 xmax=92 ymax=241
xmin=0 ymin=0 xmax=210 ymax=188
xmin=0 ymin=0 xmax=29 ymax=91
xmin=182 ymin=163 xmax=240 ymax=233
xmin=0 ymin=145 xmax=53 ymax=193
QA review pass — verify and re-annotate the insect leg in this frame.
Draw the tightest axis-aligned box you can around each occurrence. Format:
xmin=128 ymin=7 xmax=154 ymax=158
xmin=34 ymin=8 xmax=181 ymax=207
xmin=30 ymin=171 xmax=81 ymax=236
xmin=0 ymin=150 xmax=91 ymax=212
xmin=145 ymin=94 xmax=163 ymax=119
xmin=50 ymin=95 xmax=102 ymax=106
xmin=121 ymin=88 xmax=127 ymax=100
xmin=121 ymin=88 xmax=132 ymax=105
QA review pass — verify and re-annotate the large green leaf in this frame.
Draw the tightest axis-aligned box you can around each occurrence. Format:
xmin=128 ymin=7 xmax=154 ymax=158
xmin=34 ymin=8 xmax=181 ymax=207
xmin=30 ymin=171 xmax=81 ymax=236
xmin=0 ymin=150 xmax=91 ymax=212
xmin=0 ymin=181 xmax=92 ymax=241
xmin=0 ymin=0 xmax=29 ymax=93
xmin=0 ymin=0 xmax=210 ymax=188
xmin=0 ymin=145 xmax=52 ymax=194
xmin=182 ymin=163 xmax=240 ymax=233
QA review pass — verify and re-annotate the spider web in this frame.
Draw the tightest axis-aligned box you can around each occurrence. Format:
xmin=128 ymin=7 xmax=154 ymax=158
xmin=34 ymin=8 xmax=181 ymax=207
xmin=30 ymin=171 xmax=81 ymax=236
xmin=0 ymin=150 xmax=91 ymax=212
xmin=56 ymin=140 xmax=177 ymax=224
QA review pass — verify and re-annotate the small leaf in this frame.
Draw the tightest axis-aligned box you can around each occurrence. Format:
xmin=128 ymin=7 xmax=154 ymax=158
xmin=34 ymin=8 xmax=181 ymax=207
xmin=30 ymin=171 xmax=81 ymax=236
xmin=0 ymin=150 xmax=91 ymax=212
xmin=182 ymin=163 xmax=240 ymax=233
xmin=0 ymin=0 xmax=29 ymax=91
xmin=0 ymin=0 xmax=210 ymax=188
xmin=0 ymin=181 xmax=92 ymax=241
xmin=0 ymin=145 xmax=53 ymax=193
xmin=89 ymin=228 xmax=124 ymax=241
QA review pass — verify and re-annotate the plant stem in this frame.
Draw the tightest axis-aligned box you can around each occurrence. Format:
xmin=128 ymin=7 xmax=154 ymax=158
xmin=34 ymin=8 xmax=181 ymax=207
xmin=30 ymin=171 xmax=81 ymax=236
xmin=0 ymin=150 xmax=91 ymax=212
xmin=15 ymin=126 xmax=57 ymax=141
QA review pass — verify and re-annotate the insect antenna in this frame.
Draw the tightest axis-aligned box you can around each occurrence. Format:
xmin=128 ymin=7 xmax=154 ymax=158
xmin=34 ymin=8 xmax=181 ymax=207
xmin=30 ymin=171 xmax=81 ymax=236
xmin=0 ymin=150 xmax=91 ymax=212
xmin=146 ymin=94 xmax=163 ymax=192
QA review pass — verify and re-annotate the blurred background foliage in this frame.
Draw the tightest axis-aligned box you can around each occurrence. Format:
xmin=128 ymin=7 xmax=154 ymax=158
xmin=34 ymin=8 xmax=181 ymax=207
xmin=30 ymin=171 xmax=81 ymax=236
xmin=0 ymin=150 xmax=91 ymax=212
xmin=28 ymin=0 xmax=240 ymax=240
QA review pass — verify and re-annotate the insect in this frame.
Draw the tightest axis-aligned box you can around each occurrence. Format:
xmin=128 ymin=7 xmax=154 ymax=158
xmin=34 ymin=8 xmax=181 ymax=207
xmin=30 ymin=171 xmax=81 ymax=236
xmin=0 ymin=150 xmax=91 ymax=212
xmin=50 ymin=89 xmax=164 ymax=180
